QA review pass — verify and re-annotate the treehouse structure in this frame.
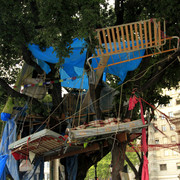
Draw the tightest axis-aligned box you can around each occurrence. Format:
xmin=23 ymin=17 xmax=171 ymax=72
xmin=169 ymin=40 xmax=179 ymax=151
xmin=0 ymin=18 xmax=179 ymax=180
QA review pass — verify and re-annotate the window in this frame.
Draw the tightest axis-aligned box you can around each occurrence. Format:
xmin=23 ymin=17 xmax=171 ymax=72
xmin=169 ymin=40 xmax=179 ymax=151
xmin=171 ymin=136 xmax=176 ymax=143
xmin=164 ymin=150 xmax=170 ymax=156
xmin=176 ymin=99 xmax=180 ymax=105
xmin=162 ymin=125 xmax=166 ymax=132
xmin=170 ymin=125 xmax=176 ymax=131
xmin=155 ymin=139 xmax=159 ymax=144
xmin=173 ymin=150 xmax=179 ymax=156
xmin=169 ymin=112 xmax=173 ymax=118
xmin=177 ymin=163 xmax=180 ymax=170
xmin=160 ymin=164 xmax=167 ymax=171
xmin=163 ymin=137 xmax=167 ymax=144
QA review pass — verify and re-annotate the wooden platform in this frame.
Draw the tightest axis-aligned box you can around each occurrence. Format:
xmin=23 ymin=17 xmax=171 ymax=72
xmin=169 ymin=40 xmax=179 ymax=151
xmin=69 ymin=119 xmax=148 ymax=140
xmin=9 ymin=129 xmax=67 ymax=157
xmin=9 ymin=120 xmax=148 ymax=161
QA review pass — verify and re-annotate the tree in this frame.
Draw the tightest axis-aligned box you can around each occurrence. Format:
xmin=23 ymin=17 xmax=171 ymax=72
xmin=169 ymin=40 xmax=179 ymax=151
xmin=0 ymin=0 xmax=180 ymax=179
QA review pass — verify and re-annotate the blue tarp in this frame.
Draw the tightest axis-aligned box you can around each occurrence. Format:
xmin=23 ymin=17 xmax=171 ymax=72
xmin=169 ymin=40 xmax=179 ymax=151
xmin=28 ymin=38 xmax=145 ymax=89
xmin=0 ymin=155 xmax=8 ymax=178
xmin=0 ymin=117 xmax=19 ymax=180
xmin=0 ymin=113 xmax=11 ymax=121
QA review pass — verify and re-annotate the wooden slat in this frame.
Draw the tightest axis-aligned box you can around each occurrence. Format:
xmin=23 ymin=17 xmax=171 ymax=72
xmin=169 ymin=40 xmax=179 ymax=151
xmin=134 ymin=23 xmax=139 ymax=49
xmin=111 ymin=28 xmax=118 ymax=53
xmin=144 ymin=21 xmax=148 ymax=48
xmin=148 ymin=20 xmax=152 ymax=47
xmin=120 ymin=26 xmax=126 ymax=51
xmin=125 ymin=25 xmax=131 ymax=51
xmin=107 ymin=28 xmax=113 ymax=53
xmin=139 ymin=22 xmax=144 ymax=48
xmin=97 ymin=31 xmax=103 ymax=56
xmin=158 ymin=21 xmax=161 ymax=46
xmin=154 ymin=19 xmax=157 ymax=46
xmin=116 ymin=26 xmax=122 ymax=52
xmin=130 ymin=24 xmax=135 ymax=50
xmin=102 ymin=29 xmax=108 ymax=54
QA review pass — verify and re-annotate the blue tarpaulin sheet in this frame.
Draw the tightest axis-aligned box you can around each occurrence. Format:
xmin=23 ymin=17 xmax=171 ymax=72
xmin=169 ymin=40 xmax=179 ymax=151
xmin=0 ymin=113 xmax=11 ymax=121
xmin=0 ymin=155 xmax=8 ymax=178
xmin=28 ymin=38 xmax=145 ymax=89
xmin=0 ymin=118 xmax=19 ymax=180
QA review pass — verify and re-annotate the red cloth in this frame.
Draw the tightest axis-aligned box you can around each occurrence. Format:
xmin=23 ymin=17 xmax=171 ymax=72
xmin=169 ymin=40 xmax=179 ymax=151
xmin=128 ymin=94 xmax=149 ymax=180
xmin=12 ymin=152 xmax=26 ymax=160
xmin=141 ymin=155 xmax=149 ymax=180
xmin=128 ymin=96 xmax=138 ymax=110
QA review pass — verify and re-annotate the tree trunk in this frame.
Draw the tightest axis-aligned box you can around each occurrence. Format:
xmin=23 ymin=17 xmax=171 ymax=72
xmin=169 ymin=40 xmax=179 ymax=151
xmin=112 ymin=142 xmax=127 ymax=180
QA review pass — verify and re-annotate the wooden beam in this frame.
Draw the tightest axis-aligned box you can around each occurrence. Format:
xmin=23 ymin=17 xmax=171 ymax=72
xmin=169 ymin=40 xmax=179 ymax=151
xmin=44 ymin=141 xmax=109 ymax=161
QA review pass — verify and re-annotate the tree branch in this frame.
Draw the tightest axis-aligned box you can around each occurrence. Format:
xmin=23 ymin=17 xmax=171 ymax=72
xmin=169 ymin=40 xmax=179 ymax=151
xmin=0 ymin=77 xmax=41 ymax=105
xmin=115 ymin=0 xmax=124 ymax=25
xmin=125 ymin=154 xmax=139 ymax=179
xmin=21 ymin=45 xmax=43 ymax=74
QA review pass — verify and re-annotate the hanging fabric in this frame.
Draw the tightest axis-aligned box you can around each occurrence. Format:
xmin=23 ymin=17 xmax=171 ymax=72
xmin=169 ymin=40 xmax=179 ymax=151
xmin=128 ymin=90 xmax=149 ymax=180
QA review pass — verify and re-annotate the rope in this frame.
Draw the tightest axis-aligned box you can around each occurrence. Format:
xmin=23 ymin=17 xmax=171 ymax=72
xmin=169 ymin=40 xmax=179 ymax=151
xmin=48 ymin=54 xmax=178 ymax=132
xmin=12 ymin=50 xmax=179 ymax=153
xmin=34 ymin=76 xmax=83 ymax=133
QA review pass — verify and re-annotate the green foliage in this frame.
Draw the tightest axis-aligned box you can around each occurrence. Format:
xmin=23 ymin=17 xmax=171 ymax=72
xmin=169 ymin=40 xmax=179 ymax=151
xmin=85 ymin=152 xmax=111 ymax=179
xmin=0 ymin=0 xmax=179 ymax=177
xmin=125 ymin=151 xmax=139 ymax=167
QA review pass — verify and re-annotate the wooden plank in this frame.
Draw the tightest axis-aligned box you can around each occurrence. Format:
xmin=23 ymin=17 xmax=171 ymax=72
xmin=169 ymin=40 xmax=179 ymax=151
xmin=97 ymin=31 xmax=102 ymax=56
xmin=139 ymin=22 xmax=144 ymax=48
xmin=81 ymin=55 xmax=110 ymax=110
xmin=107 ymin=28 xmax=113 ymax=53
xmin=70 ymin=119 xmax=147 ymax=140
xmin=121 ymin=26 xmax=126 ymax=51
xmin=44 ymin=141 xmax=109 ymax=161
xmin=154 ymin=19 xmax=158 ymax=46
xmin=116 ymin=26 xmax=122 ymax=52
xmin=134 ymin=23 xmax=139 ymax=49
xmin=144 ymin=21 xmax=148 ymax=48
xmin=158 ymin=21 xmax=161 ymax=46
xmin=148 ymin=20 xmax=152 ymax=47
xmin=111 ymin=28 xmax=118 ymax=53
xmin=125 ymin=25 xmax=131 ymax=51
xmin=116 ymin=132 xmax=127 ymax=142
xmin=102 ymin=29 xmax=108 ymax=54
xmin=130 ymin=24 xmax=135 ymax=50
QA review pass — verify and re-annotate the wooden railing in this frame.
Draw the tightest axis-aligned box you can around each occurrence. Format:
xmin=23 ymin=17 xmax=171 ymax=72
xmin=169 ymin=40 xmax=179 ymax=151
xmin=95 ymin=18 xmax=166 ymax=57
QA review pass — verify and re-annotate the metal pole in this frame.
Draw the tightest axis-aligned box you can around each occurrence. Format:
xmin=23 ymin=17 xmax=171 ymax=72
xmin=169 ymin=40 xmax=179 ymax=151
xmin=95 ymin=163 xmax=98 ymax=180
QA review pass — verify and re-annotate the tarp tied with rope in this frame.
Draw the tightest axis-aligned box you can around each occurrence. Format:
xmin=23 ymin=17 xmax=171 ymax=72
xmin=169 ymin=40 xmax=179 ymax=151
xmin=0 ymin=117 xmax=19 ymax=180
xmin=28 ymin=38 xmax=145 ymax=89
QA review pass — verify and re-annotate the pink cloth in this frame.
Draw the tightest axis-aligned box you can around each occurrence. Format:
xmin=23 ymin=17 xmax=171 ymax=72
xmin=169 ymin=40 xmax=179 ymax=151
xmin=128 ymin=95 xmax=149 ymax=180
xmin=128 ymin=96 xmax=138 ymax=110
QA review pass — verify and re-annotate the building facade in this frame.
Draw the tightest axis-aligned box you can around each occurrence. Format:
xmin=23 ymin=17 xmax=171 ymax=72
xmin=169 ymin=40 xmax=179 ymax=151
xmin=148 ymin=87 xmax=180 ymax=180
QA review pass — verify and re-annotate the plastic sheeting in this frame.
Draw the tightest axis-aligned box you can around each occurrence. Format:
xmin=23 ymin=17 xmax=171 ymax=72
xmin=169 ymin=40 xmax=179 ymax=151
xmin=28 ymin=38 xmax=145 ymax=89
xmin=0 ymin=117 xmax=19 ymax=180
xmin=0 ymin=155 xmax=8 ymax=178
xmin=0 ymin=113 xmax=11 ymax=121
xmin=21 ymin=157 xmax=44 ymax=180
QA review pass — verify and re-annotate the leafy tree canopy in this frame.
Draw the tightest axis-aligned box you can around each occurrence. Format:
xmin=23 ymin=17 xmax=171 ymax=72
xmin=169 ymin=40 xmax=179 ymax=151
xmin=0 ymin=0 xmax=180 ymax=179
